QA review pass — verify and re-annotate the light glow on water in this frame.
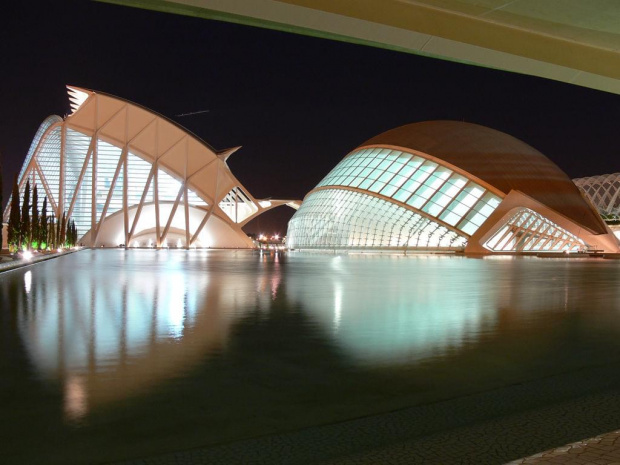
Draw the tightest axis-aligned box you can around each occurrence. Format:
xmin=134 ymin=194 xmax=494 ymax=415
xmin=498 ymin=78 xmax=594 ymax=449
xmin=3 ymin=250 xmax=620 ymax=464
xmin=24 ymin=271 xmax=32 ymax=294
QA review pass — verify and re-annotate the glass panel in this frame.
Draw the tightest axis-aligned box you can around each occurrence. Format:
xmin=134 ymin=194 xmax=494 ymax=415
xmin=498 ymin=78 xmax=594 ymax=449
xmin=286 ymin=188 xmax=467 ymax=250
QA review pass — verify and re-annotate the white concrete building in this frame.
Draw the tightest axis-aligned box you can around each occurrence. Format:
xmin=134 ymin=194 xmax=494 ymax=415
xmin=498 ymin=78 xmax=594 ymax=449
xmin=4 ymin=86 xmax=298 ymax=249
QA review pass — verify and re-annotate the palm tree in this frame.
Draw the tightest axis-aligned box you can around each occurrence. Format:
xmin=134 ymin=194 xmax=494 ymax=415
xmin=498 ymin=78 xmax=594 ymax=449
xmin=21 ymin=179 xmax=31 ymax=249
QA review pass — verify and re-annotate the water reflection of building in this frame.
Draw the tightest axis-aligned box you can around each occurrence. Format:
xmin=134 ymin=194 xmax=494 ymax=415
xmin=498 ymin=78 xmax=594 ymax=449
xmin=284 ymin=254 xmax=499 ymax=365
xmin=5 ymin=250 xmax=282 ymax=421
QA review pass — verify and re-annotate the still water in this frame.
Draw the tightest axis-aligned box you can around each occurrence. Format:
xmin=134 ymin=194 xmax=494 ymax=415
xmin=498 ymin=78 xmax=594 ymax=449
xmin=2 ymin=250 xmax=620 ymax=464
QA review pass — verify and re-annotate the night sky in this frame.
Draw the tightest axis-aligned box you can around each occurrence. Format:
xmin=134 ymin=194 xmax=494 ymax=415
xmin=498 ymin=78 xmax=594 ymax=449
xmin=3 ymin=1 xmax=620 ymax=235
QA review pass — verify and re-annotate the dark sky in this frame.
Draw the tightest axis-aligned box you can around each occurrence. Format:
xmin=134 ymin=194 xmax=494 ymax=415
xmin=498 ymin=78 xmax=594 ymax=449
xmin=2 ymin=1 xmax=620 ymax=234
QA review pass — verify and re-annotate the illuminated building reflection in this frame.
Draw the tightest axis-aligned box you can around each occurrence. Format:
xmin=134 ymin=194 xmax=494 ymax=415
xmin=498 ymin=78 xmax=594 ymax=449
xmin=284 ymin=254 xmax=620 ymax=367
xmin=284 ymin=255 xmax=500 ymax=365
xmin=8 ymin=250 xmax=284 ymax=421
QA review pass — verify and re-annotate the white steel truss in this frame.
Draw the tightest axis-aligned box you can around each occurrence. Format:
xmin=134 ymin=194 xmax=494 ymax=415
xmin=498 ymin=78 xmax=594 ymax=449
xmin=483 ymin=208 xmax=586 ymax=253
xmin=574 ymin=173 xmax=620 ymax=219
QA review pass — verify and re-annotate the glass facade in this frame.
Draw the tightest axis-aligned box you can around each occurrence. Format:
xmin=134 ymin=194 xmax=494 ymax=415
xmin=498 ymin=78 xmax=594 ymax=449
xmin=288 ymin=147 xmax=502 ymax=250
xmin=20 ymin=129 xmax=211 ymax=237
xmin=287 ymin=189 xmax=467 ymax=249
xmin=483 ymin=208 xmax=586 ymax=252
xmin=17 ymin=115 xmax=63 ymax=183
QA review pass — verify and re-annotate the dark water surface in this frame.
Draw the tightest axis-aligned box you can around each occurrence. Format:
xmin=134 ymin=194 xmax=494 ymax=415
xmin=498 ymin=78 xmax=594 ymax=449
xmin=2 ymin=250 xmax=620 ymax=464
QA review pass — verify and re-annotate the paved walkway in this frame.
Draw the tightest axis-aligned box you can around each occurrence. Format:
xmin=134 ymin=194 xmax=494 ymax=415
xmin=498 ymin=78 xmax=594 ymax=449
xmin=111 ymin=426 xmax=620 ymax=465
xmin=0 ymin=249 xmax=79 ymax=273
xmin=111 ymin=378 xmax=620 ymax=464
xmin=507 ymin=430 xmax=620 ymax=464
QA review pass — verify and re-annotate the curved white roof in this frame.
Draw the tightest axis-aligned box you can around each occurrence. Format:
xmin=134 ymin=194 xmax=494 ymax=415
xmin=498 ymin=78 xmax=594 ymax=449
xmin=5 ymin=86 xmax=298 ymax=248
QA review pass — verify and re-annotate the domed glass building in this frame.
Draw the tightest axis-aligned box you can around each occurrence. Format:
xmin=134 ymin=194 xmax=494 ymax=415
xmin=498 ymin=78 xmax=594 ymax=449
xmin=287 ymin=121 xmax=619 ymax=254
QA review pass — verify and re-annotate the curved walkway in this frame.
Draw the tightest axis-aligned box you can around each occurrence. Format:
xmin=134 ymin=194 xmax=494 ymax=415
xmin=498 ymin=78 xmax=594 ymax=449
xmin=507 ymin=430 xmax=620 ymax=464
xmin=0 ymin=249 xmax=80 ymax=273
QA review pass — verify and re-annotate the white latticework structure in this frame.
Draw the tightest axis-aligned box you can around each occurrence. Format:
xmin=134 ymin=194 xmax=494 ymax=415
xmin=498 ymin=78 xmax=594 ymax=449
xmin=574 ymin=173 xmax=620 ymax=219
xmin=4 ymin=86 xmax=299 ymax=248
xmin=483 ymin=208 xmax=585 ymax=253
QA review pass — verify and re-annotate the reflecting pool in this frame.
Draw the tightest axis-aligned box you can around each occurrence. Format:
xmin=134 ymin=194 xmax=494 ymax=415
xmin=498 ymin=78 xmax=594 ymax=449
xmin=2 ymin=250 xmax=620 ymax=464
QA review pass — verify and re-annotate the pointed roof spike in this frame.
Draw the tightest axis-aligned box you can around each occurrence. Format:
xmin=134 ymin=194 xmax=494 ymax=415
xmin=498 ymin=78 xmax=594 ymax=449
xmin=66 ymin=85 xmax=93 ymax=115
xmin=217 ymin=146 xmax=242 ymax=162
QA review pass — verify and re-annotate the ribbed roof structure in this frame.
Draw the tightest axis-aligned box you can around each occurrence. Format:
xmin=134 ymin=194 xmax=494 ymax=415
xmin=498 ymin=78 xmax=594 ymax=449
xmin=362 ymin=121 xmax=606 ymax=235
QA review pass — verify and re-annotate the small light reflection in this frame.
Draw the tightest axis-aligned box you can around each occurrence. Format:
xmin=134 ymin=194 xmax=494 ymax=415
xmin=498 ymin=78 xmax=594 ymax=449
xmin=333 ymin=282 xmax=342 ymax=332
xmin=64 ymin=375 xmax=87 ymax=422
xmin=24 ymin=271 xmax=32 ymax=294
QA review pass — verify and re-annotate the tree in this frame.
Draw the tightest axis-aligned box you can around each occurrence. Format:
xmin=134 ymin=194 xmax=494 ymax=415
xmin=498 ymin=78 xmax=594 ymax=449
xmin=60 ymin=212 xmax=66 ymax=247
xmin=68 ymin=219 xmax=76 ymax=247
xmin=40 ymin=196 xmax=48 ymax=249
xmin=74 ymin=220 xmax=78 ymax=246
xmin=20 ymin=179 xmax=31 ymax=249
xmin=55 ymin=211 xmax=61 ymax=249
xmin=31 ymin=184 xmax=39 ymax=249
xmin=66 ymin=219 xmax=73 ymax=247
xmin=8 ymin=175 xmax=21 ymax=252
xmin=48 ymin=213 xmax=56 ymax=250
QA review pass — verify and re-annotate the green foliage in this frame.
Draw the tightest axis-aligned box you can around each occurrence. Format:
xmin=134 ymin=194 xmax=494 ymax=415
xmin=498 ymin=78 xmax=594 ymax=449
xmin=41 ymin=197 xmax=48 ymax=248
xmin=60 ymin=212 xmax=66 ymax=247
xmin=55 ymin=213 xmax=60 ymax=249
xmin=48 ymin=214 xmax=56 ymax=250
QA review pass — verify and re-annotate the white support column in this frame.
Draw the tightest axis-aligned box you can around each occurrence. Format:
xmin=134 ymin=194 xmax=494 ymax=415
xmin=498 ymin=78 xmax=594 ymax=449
xmin=184 ymin=184 xmax=190 ymax=248
xmin=154 ymin=119 xmax=161 ymax=247
xmin=123 ymin=106 xmax=130 ymax=248
xmin=123 ymin=145 xmax=129 ymax=248
xmin=67 ymin=138 xmax=95 ymax=219
xmin=189 ymin=207 xmax=214 ymax=246
xmin=190 ymin=162 xmax=221 ymax=246
xmin=91 ymin=97 xmax=99 ymax=241
xmin=93 ymin=147 xmax=125 ymax=245
xmin=34 ymin=162 xmax=58 ymax=214
xmin=160 ymin=185 xmax=185 ymax=246
xmin=184 ymin=138 xmax=190 ymax=249
xmin=91 ymin=137 xmax=98 ymax=239
xmin=128 ymin=165 xmax=156 ymax=243
xmin=58 ymin=123 xmax=66 ymax=218
xmin=154 ymin=163 xmax=160 ymax=247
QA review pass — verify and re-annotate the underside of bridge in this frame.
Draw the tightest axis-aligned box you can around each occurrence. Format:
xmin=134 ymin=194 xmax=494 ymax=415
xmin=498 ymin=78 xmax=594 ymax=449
xmin=101 ymin=0 xmax=620 ymax=95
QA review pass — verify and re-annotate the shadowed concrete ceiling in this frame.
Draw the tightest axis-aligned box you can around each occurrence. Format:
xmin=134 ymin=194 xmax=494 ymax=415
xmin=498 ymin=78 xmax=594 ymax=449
xmin=102 ymin=0 xmax=620 ymax=95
